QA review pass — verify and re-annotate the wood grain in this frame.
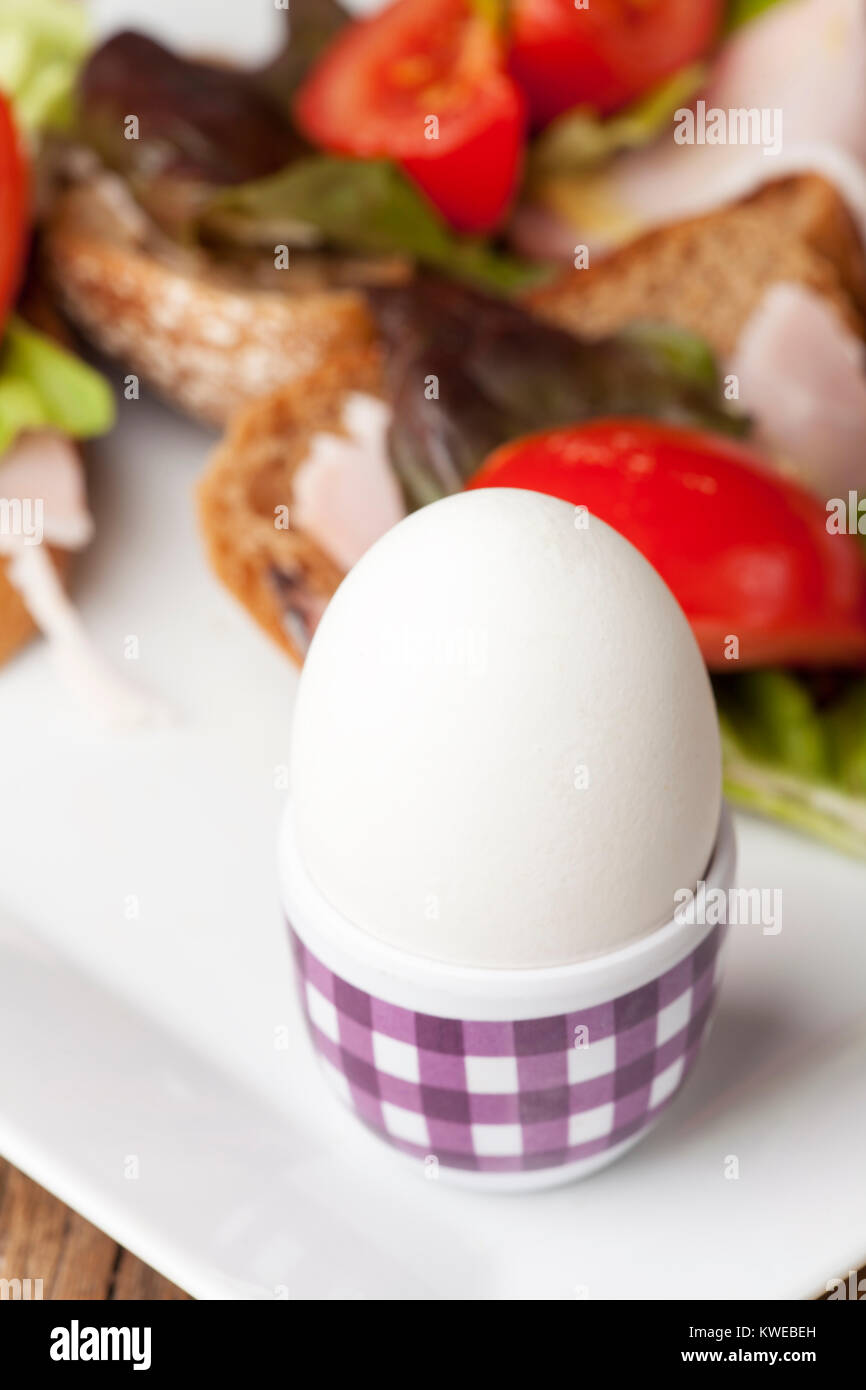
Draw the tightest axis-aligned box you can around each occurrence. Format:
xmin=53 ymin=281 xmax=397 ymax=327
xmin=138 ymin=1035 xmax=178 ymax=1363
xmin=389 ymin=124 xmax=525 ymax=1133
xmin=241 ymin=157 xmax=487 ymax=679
xmin=0 ymin=1159 xmax=189 ymax=1300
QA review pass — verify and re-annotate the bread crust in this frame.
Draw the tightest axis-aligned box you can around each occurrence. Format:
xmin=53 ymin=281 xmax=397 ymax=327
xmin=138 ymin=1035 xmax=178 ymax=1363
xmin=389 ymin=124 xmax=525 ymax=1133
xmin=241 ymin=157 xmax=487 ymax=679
xmin=44 ymin=180 xmax=378 ymax=427
xmin=197 ymin=345 xmax=384 ymax=662
xmin=0 ymin=546 xmax=70 ymax=668
xmin=529 ymin=175 xmax=866 ymax=356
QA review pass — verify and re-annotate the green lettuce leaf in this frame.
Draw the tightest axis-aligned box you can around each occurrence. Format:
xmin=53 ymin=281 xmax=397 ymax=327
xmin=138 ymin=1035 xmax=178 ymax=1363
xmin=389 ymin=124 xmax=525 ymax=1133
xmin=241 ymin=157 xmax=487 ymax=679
xmin=528 ymin=64 xmax=706 ymax=178
xmin=201 ymin=157 xmax=549 ymax=295
xmin=725 ymin=0 xmax=791 ymax=33
xmin=616 ymin=321 xmax=721 ymax=393
xmin=0 ymin=0 xmax=91 ymax=132
xmin=825 ymin=680 xmax=866 ymax=797
xmin=0 ymin=317 xmax=115 ymax=454
xmin=528 ymin=3 xmax=791 ymax=176
xmin=715 ymin=670 xmax=866 ymax=859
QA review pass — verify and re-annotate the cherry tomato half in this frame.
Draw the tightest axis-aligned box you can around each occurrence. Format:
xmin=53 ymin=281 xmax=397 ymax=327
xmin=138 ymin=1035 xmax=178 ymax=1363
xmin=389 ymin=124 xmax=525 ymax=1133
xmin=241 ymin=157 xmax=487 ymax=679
xmin=294 ymin=0 xmax=526 ymax=234
xmin=0 ymin=92 xmax=28 ymax=330
xmin=468 ymin=419 xmax=866 ymax=670
xmin=509 ymin=0 xmax=725 ymax=126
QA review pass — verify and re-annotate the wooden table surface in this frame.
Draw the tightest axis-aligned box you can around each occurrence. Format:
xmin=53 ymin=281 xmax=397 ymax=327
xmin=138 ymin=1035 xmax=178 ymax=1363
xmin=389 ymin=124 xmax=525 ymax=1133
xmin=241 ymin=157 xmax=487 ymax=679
xmin=0 ymin=1158 xmax=188 ymax=1300
xmin=1 ymin=1153 xmax=861 ymax=1301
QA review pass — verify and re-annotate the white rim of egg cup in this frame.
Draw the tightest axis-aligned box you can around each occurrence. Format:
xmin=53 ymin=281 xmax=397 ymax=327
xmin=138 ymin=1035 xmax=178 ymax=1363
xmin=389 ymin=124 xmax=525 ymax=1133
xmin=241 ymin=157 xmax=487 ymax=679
xmin=279 ymin=801 xmax=736 ymax=1022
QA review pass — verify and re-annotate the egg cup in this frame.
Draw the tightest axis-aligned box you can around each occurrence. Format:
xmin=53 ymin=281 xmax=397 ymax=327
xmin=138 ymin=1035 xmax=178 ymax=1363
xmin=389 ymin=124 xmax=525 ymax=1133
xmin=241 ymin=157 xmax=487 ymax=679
xmin=280 ymin=803 xmax=736 ymax=1192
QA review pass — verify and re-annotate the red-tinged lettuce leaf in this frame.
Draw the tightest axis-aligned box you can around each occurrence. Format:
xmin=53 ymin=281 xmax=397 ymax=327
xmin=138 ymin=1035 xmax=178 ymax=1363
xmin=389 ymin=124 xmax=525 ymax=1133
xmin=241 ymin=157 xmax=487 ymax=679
xmin=258 ymin=0 xmax=351 ymax=108
xmin=367 ymin=277 xmax=744 ymax=509
xmin=77 ymin=30 xmax=302 ymax=188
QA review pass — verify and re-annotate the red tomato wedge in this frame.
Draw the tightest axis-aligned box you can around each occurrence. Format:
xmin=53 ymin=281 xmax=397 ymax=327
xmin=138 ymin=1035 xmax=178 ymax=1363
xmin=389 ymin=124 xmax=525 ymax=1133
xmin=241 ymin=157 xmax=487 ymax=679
xmin=294 ymin=0 xmax=526 ymax=234
xmin=468 ymin=420 xmax=866 ymax=671
xmin=509 ymin=0 xmax=724 ymax=126
xmin=0 ymin=92 xmax=28 ymax=330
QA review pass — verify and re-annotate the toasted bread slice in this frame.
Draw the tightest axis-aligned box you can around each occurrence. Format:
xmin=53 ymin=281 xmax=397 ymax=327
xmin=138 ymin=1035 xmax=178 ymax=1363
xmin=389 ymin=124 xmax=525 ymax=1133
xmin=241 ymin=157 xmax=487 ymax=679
xmin=0 ymin=546 xmax=71 ymax=668
xmin=529 ymin=175 xmax=866 ymax=356
xmin=197 ymin=345 xmax=383 ymax=662
xmin=44 ymin=176 xmax=379 ymax=427
xmin=198 ymin=175 xmax=866 ymax=665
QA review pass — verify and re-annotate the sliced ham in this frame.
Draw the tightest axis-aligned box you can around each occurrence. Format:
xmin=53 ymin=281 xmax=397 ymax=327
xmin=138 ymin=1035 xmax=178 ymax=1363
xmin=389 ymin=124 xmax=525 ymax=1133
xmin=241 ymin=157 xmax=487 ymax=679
xmin=0 ymin=430 xmax=93 ymax=554
xmin=0 ymin=430 xmax=170 ymax=725
xmin=293 ymin=392 xmax=405 ymax=571
xmin=730 ymin=281 xmax=866 ymax=496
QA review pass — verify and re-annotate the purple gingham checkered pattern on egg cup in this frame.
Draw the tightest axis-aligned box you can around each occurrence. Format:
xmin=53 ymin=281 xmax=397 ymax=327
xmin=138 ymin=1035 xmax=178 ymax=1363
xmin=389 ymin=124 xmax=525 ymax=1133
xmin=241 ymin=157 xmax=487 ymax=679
xmin=280 ymin=800 xmax=736 ymax=1190
xmin=291 ymin=921 xmax=726 ymax=1178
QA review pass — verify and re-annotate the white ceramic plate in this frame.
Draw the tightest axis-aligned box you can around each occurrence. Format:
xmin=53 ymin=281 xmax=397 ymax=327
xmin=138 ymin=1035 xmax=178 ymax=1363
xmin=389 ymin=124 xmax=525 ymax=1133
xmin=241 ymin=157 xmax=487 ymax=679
xmin=1 ymin=377 xmax=865 ymax=1301
xmin=0 ymin=0 xmax=864 ymax=1302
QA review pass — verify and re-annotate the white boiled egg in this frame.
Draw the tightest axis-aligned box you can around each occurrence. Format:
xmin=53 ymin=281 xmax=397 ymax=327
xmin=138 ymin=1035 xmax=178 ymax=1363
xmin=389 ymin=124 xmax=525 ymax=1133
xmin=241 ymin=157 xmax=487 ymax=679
xmin=289 ymin=488 xmax=722 ymax=969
